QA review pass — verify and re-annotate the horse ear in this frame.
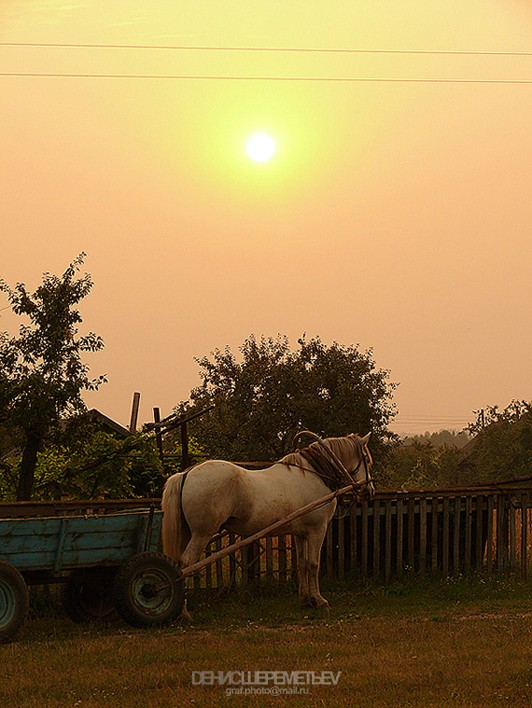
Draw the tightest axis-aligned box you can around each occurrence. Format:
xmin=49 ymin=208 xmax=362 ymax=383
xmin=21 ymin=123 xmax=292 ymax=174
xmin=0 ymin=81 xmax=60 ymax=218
xmin=360 ymin=432 xmax=371 ymax=446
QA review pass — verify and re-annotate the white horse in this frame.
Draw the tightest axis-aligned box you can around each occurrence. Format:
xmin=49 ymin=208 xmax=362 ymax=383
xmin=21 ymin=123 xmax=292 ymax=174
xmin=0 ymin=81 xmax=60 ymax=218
xmin=161 ymin=432 xmax=374 ymax=609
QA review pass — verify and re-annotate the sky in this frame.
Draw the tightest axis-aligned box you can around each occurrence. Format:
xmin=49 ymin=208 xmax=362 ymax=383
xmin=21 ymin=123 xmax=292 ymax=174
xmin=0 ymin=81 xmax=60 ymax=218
xmin=1 ymin=1 xmax=531 ymax=436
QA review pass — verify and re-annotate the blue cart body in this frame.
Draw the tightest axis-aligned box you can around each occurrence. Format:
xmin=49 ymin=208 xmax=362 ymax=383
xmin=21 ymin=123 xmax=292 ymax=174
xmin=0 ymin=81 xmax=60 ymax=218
xmin=0 ymin=509 xmax=162 ymax=574
xmin=0 ymin=503 xmax=186 ymax=642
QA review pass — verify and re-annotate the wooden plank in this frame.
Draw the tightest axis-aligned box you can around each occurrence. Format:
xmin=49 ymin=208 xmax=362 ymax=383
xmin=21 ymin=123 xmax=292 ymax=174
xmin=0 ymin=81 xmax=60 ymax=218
xmin=486 ymin=495 xmax=494 ymax=574
xmin=326 ymin=521 xmax=334 ymax=577
xmin=520 ymin=493 xmax=528 ymax=579
xmin=350 ymin=506 xmax=358 ymax=576
xmin=129 ymin=392 xmax=141 ymax=433
xmin=384 ymin=500 xmax=392 ymax=583
xmin=464 ymin=496 xmax=472 ymax=573
xmin=266 ymin=536 xmax=274 ymax=580
xmin=5 ymin=511 xmax=162 ymax=537
xmin=509 ymin=501 xmax=517 ymax=572
xmin=396 ymin=498 xmax=404 ymax=578
xmin=215 ymin=536 xmax=224 ymax=588
xmin=278 ymin=535 xmax=287 ymax=582
xmin=205 ymin=541 xmax=212 ymax=590
xmin=0 ymin=499 xmax=161 ymax=518
xmin=338 ymin=515 xmax=345 ymax=579
xmin=453 ymin=497 xmax=461 ymax=574
xmin=419 ymin=498 xmax=427 ymax=578
xmin=475 ymin=495 xmax=484 ymax=571
xmin=496 ymin=495 xmax=506 ymax=572
xmin=0 ymin=516 xmax=64 ymax=536
xmin=407 ymin=498 xmax=415 ymax=575
xmin=228 ymin=533 xmax=237 ymax=588
xmin=290 ymin=535 xmax=298 ymax=581
xmin=442 ymin=497 xmax=449 ymax=576
xmin=431 ymin=497 xmax=439 ymax=574
xmin=372 ymin=500 xmax=380 ymax=578
xmin=9 ymin=546 xmax=139 ymax=570
xmin=53 ymin=518 xmax=68 ymax=572
xmin=361 ymin=502 xmax=368 ymax=579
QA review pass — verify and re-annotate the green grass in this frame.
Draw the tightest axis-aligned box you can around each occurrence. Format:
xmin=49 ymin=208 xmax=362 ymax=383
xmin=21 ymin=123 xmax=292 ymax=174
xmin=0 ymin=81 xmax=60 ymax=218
xmin=1 ymin=576 xmax=531 ymax=706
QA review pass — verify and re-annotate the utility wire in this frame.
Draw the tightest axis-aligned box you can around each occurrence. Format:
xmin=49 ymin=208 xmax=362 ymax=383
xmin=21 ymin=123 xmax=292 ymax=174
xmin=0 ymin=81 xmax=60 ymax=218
xmin=2 ymin=42 xmax=532 ymax=57
xmin=1 ymin=72 xmax=532 ymax=84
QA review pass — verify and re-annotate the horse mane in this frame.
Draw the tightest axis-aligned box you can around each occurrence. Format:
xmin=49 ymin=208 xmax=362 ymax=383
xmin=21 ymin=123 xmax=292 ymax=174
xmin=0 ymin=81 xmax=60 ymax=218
xmin=279 ymin=434 xmax=365 ymax=492
xmin=280 ymin=434 xmax=361 ymax=467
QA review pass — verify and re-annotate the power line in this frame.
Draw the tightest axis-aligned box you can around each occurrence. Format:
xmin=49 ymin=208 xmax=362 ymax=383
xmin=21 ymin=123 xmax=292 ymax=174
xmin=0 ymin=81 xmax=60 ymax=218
xmin=2 ymin=41 xmax=532 ymax=57
xmin=1 ymin=72 xmax=532 ymax=84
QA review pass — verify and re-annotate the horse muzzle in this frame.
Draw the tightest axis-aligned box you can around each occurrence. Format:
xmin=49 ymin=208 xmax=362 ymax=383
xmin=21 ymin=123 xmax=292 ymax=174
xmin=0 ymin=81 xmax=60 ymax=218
xmin=358 ymin=481 xmax=375 ymax=502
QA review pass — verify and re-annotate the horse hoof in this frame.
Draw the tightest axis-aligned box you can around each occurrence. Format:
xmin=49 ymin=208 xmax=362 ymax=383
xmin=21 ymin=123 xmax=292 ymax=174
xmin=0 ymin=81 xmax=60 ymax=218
xmin=180 ymin=603 xmax=194 ymax=624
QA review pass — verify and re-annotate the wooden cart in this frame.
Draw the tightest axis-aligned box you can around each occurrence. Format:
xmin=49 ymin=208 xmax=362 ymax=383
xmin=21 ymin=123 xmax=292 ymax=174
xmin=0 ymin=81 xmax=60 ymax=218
xmin=0 ymin=500 xmax=184 ymax=642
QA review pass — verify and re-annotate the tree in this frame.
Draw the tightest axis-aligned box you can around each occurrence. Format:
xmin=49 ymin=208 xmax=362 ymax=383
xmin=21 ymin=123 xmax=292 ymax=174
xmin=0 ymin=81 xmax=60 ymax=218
xmin=382 ymin=441 xmax=463 ymax=490
xmin=0 ymin=254 xmax=106 ymax=500
xmin=175 ymin=335 xmax=398 ymax=475
xmin=464 ymin=400 xmax=531 ymax=481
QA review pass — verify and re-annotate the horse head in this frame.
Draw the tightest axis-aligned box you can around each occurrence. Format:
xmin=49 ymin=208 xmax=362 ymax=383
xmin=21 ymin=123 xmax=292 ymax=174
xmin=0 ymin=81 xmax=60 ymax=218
xmin=349 ymin=432 xmax=375 ymax=501
xmin=293 ymin=431 xmax=375 ymax=501
xmin=323 ymin=432 xmax=375 ymax=501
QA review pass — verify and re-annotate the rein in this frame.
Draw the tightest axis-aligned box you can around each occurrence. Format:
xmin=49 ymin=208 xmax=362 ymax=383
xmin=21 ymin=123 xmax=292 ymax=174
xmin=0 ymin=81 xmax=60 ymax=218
xmin=294 ymin=435 xmax=372 ymax=499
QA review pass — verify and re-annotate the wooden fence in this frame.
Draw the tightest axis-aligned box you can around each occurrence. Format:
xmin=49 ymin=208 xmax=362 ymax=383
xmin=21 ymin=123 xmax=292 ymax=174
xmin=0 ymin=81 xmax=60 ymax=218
xmin=189 ymin=482 xmax=532 ymax=595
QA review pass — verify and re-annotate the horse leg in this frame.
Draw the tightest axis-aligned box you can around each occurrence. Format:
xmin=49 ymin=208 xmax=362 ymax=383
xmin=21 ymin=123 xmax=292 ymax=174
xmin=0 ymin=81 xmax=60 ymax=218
xmin=294 ymin=536 xmax=311 ymax=606
xmin=180 ymin=532 xmax=215 ymax=569
xmin=173 ymin=530 xmax=215 ymax=624
xmin=306 ymin=526 xmax=329 ymax=609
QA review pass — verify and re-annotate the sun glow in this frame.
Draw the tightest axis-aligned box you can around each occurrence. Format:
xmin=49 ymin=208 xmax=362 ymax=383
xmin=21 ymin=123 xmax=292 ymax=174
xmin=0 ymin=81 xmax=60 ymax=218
xmin=245 ymin=132 xmax=276 ymax=163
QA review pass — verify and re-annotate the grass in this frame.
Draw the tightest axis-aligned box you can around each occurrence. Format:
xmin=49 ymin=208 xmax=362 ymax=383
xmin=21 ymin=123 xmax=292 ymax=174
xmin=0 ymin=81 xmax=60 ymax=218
xmin=1 ymin=576 xmax=531 ymax=706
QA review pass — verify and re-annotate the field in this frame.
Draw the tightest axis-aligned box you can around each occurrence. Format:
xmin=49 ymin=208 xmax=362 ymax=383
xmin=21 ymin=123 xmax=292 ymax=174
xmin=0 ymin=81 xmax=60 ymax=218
xmin=1 ymin=576 xmax=531 ymax=707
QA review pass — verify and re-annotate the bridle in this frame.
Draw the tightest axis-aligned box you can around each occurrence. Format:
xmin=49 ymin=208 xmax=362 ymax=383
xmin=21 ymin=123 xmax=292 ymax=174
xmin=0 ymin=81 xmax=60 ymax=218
xmin=292 ymin=431 xmax=374 ymax=500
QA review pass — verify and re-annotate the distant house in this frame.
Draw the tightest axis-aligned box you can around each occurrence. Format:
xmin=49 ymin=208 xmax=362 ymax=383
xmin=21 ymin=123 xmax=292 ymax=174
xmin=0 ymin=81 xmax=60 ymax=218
xmin=83 ymin=409 xmax=131 ymax=438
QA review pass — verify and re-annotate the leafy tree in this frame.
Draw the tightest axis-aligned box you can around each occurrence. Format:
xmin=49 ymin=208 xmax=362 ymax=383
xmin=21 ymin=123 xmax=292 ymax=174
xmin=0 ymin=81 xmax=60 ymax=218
xmin=175 ymin=335 xmax=398 ymax=477
xmin=467 ymin=400 xmax=531 ymax=435
xmin=382 ymin=441 xmax=462 ymax=490
xmin=464 ymin=400 xmax=531 ymax=482
xmin=403 ymin=429 xmax=470 ymax=449
xmin=0 ymin=431 xmax=164 ymax=501
xmin=0 ymin=254 xmax=106 ymax=500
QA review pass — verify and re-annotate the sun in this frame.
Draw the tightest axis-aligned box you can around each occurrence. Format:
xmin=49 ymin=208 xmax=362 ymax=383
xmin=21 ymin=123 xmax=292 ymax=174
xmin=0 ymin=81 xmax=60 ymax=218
xmin=245 ymin=132 xmax=276 ymax=163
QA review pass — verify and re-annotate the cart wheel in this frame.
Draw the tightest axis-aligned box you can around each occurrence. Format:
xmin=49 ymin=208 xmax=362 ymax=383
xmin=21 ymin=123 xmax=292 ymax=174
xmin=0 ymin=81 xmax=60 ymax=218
xmin=113 ymin=552 xmax=184 ymax=629
xmin=62 ymin=568 xmax=116 ymax=623
xmin=0 ymin=561 xmax=29 ymax=643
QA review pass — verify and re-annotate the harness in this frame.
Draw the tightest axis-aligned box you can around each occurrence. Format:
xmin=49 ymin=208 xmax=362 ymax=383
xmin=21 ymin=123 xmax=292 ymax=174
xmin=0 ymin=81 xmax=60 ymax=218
xmin=295 ymin=435 xmax=372 ymax=498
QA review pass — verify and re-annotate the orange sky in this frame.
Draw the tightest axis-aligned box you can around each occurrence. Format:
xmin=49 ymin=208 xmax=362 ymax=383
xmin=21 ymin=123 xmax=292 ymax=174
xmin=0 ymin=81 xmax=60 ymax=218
xmin=1 ymin=1 xmax=531 ymax=434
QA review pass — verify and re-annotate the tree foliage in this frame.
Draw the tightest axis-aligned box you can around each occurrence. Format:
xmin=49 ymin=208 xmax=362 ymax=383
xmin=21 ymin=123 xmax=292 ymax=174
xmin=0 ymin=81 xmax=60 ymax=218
xmin=403 ymin=429 xmax=470 ymax=449
xmin=0 ymin=430 xmax=164 ymax=501
xmin=382 ymin=441 xmax=463 ymax=490
xmin=465 ymin=400 xmax=531 ymax=482
xmin=176 ymin=335 xmax=398 ymax=472
xmin=382 ymin=402 xmax=532 ymax=490
xmin=0 ymin=254 xmax=106 ymax=499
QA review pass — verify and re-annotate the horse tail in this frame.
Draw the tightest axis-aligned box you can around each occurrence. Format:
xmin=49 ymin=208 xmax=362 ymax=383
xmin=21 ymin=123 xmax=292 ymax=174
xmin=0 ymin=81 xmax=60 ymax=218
xmin=161 ymin=472 xmax=187 ymax=563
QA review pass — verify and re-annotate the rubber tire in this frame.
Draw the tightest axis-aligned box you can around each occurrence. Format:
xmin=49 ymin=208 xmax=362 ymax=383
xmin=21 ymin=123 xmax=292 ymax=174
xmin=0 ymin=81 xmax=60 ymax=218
xmin=0 ymin=561 xmax=29 ymax=643
xmin=113 ymin=552 xmax=184 ymax=629
xmin=61 ymin=568 xmax=117 ymax=623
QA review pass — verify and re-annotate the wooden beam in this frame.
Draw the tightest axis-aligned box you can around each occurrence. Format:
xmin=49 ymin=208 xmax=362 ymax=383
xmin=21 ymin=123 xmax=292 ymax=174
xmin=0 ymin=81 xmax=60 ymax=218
xmin=129 ymin=392 xmax=141 ymax=433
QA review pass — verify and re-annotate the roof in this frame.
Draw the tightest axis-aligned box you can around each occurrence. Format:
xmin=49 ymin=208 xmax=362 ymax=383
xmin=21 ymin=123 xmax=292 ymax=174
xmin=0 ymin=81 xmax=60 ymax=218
xmin=85 ymin=409 xmax=131 ymax=438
